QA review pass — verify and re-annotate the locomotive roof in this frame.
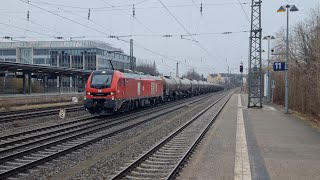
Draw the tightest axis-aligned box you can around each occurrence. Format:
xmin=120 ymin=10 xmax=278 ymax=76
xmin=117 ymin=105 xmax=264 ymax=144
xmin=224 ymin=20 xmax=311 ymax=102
xmin=92 ymin=70 xmax=161 ymax=80
xmin=123 ymin=73 xmax=161 ymax=80
xmin=92 ymin=70 xmax=114 ymax=75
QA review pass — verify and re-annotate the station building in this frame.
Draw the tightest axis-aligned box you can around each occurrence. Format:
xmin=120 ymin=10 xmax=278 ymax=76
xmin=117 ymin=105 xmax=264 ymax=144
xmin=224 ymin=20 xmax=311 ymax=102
xmin=0 ymin=40 xmax=136 ymax=94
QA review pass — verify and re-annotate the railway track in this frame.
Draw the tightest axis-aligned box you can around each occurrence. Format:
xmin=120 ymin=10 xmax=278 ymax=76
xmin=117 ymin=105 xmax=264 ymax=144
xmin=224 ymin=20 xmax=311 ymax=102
xmin=109 ymin=91 xmax=233 ymax=180
xmin=0 ymin=105 xmax=85 ymax=123
xmin=0 ymin=104 xmax=83 ymax=116
xmin=0 ymin=92 xmax=223 ymax=179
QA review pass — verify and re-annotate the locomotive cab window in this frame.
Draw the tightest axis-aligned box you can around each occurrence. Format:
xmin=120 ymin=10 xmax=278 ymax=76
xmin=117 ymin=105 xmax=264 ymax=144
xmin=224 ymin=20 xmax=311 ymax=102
xmin=91 ymin=72 xmax=113 ymax=88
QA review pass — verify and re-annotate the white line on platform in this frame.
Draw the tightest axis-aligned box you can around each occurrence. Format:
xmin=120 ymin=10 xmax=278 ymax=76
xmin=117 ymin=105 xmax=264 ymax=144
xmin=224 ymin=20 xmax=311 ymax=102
xmin=234 ymin=94 xmax=252 ymax=180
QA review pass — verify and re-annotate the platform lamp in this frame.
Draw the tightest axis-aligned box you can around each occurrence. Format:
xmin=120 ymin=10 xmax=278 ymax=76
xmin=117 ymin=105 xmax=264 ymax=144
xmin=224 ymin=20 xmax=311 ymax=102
xmin=263 ymin=35 xmax=275 ymax=102
xmin=277 ymin=5 xmax=299 ymax=114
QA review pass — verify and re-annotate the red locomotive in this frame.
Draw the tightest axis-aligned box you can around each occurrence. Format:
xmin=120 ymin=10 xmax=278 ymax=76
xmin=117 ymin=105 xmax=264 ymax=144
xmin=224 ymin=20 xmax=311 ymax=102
xmin=84 ymin=70 xmax=164 ymax=115
xmin=84 ymin=70 xmax=224 ymax=115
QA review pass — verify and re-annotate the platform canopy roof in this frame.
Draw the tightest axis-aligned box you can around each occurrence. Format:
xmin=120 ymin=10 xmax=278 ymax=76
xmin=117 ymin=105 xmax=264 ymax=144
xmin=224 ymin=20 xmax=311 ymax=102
xmin=0 ymin=40 xmax=123 ymax=53
xmin=0 ymin=61 xmax=92 ymax=75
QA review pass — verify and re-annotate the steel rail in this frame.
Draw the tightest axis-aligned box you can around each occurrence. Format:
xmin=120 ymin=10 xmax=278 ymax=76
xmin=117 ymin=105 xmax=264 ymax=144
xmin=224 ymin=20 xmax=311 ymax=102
xmin=0 ymin=92 xmax=220 ymax=179
xmin=0 ymin=104 xmax=82 ymax=116
xmin=0 ymin=92 xmax=213 ymax=144
xmin=166 ymin=92 xmax=233 ymax=179
xmin=0 ymin=106 xmax=84 ymax=123
xmin=0 ymin=94 xmax=209 ymax=155
xmin=109 ymin=90 xmax=233 ymax=180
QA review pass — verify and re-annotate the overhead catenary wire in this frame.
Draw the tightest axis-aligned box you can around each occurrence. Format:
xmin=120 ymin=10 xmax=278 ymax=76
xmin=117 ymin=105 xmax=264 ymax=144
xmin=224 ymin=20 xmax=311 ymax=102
xmin=3 ymin=30 xmax=248 ymax=40
xmin=10 ymin=0 xmax=242 ymax=74
xmin=236 ymin=0 xmax=250 ymax=23
xmin=27 ymin=0 xmax=116 ymax=35
xmin=158 ymin=0 xmax=210 ymax=55
xmin=134 ymin=0 xmax=152 ymax=5
xmin=117 ymin=38 xmax=180 ymax=63
xmin=13 ymin=0 xmax=189 ymax=66
xmin=0 ymin=26 xmax=28 ymax=42
xmin=100 ymin=0 xmax=154 ymax=33
xmin=19 ymin=0 xmax=112 ymax=37
xmin=0 ymin=12 xmax=68 ymax=37
xmin=0 ymin=2 xmax=250 ymax=13
xmin=0 ymin=22 xmax=55 ymax=38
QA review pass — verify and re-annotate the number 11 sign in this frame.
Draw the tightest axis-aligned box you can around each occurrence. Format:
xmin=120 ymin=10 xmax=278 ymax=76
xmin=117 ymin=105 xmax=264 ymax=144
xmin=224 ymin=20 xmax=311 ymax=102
xmin=273 ymin=62 xmax=285 ymax=71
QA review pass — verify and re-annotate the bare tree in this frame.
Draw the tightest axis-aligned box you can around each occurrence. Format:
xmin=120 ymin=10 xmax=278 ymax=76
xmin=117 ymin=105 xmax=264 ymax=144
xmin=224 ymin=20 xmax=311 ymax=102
xmin=272 ymin=6 xmax=320 ymax=118
xmin=182 ymin=69 xmax=201 ymax=80
xmin=135 ymin=61 xmax=159 ymax=75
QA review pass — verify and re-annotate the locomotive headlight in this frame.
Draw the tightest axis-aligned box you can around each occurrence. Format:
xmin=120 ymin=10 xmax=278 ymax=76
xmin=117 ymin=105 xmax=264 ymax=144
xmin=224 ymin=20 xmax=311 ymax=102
xmin=110 ymin=92 xmax=115 ymax=95
xmin=86 ymin=92 xmax=91 ymax=95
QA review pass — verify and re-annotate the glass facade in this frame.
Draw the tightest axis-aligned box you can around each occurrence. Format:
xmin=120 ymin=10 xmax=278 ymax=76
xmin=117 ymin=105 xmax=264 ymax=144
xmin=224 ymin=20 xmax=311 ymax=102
xmin=0 ymin=49 xmax=16 ymax=62
xmin=0 ymin=41 xmax=135 ymax=94
xmin=31 ymin=48 xmax=133 ymax=71
xmin=0 ymin=41 xmax=134 ymax=71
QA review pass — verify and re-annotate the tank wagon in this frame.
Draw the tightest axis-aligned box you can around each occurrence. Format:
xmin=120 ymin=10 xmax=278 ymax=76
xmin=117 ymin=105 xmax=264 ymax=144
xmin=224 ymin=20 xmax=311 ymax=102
xmin=84 ymin=70 xmax=224 ymax=115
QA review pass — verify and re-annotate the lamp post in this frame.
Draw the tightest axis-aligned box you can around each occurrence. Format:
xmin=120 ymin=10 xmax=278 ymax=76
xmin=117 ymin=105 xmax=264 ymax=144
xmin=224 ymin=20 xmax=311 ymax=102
xmin=277 ymin=5 xmax=299 ymax=114
xmin=263 ymin=35 xmax=275 ymax=102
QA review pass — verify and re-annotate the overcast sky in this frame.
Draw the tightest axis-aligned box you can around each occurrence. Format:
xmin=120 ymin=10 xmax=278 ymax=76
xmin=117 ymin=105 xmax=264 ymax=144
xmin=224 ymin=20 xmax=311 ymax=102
xmin=0 ymin=0 xmax=318 ymax=76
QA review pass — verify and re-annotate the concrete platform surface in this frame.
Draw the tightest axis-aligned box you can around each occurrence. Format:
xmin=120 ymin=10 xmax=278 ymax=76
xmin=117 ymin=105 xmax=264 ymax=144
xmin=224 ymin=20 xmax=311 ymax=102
xmin=0 ymin=93 xmax=84 ymax=107
xmin=178 ymin=94 xmax=320 ymax=180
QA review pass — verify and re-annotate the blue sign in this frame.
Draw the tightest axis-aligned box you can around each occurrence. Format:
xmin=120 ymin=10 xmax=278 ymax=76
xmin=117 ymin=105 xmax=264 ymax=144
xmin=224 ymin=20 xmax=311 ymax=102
xmin=273 ymin=62 xmax=285 ymax=71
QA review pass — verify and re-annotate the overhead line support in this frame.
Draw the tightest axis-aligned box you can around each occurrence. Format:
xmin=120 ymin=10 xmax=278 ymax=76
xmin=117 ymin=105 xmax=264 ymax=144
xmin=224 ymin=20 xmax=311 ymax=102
xmin=247 ymin=0 xmax=263 ymax=108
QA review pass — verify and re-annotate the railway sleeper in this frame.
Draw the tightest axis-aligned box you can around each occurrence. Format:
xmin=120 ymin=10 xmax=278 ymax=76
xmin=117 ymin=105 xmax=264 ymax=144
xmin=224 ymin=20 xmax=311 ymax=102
xmin=0 ymin=165 xmax=14 ymax=170
xmin=156 ymin=151 xmax=184 ymax=156
xmin=140 ymin=163 xmax=175 ymax=169
xmin=159 ymin=146 xmax=186 ymax=152
xmin=161 ymin=146 xmax=190 ymax=150
xmin=42 ymin=149 xmax=60 ymax=153
xmin=21 ymin=156 xmax=40 ymax=160
xmin=145 ymin=159 xmax=175 ymax=165
xmin=129 ymin=171 xmax=168 ymax=178
xmin=5 ymin=161 xmax=25 ymax=166
xmin=136 ymin=166 xmax=168 ymax=172
xmin=30 ymin=153 xmax=48 ymax=158
xmin=13 ymin=159 xmax=33 ymax=163
xmin=152 ymin=153 xmax=181 ymax=159
xmin=125 ymin=174 xmax=158 ymax=180
xmin=149 ymin=156 xmax=177 ymax=162
xmin=6 ymin=176 xmax=21 ymax=180
xmin=167 ymin=140 xmax=189 ymax=144
xmin=37 ymin=151 xmax=54 ymax=155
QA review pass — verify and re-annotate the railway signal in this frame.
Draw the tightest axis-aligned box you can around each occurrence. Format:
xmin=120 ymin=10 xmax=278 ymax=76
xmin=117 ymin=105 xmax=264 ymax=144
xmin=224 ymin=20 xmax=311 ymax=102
xmin=240 ymin=61 xmax=243 ymax=73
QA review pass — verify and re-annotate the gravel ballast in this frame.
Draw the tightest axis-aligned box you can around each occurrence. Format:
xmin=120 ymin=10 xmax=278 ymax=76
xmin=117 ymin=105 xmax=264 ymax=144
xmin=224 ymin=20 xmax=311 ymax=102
xmin=7 ymin=91 xmax=229 ymax=179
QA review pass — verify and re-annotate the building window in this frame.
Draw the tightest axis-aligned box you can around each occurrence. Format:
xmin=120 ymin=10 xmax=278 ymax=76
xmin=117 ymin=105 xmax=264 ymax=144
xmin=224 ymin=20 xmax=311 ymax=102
xmin=34 ymin=49 xmax=49 ymax=55
xmin=4 ymin=59 xmax=16 ymax=62
xmin=0 ymin=49 xmax=16 ymax=56
xmin=34 ymin=58 xmax=45 ymax=64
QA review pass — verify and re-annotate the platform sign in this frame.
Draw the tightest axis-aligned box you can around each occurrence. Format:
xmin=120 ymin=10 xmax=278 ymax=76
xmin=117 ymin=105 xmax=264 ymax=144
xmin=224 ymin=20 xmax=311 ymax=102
xmin=273 ymin=62 xmax=285 ymax=71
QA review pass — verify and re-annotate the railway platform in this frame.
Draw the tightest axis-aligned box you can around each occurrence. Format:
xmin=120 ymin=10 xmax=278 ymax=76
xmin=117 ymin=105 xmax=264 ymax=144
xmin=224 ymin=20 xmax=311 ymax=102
xmin=0 ymin=92 xmax=84 ymax=111
xmin=178 ymin=94 xmax=320 ymax=180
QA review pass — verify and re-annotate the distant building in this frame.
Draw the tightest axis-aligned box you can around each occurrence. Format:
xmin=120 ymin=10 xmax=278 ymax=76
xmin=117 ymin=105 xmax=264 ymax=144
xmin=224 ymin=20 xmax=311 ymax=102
xmin=0 ymin=40 xmax=136 ymax=93
xmin=0 ymin=40 xmax=136 ymax=70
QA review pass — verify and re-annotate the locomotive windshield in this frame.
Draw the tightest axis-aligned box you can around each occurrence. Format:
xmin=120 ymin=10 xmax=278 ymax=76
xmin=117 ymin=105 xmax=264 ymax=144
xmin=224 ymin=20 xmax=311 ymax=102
xmin=91 ymin=74 xmax=113 ymax=88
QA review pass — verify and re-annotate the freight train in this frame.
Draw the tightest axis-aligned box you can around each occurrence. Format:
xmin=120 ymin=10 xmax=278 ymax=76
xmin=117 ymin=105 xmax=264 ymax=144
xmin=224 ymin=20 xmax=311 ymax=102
xmin=84 ymin=70 xmax=224 ymax=115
